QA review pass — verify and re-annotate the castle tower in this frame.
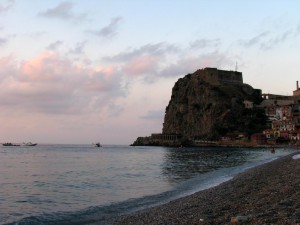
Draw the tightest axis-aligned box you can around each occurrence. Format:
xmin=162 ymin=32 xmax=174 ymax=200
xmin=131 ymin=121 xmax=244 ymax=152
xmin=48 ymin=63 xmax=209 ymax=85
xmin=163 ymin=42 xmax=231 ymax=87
xmin=198 ymin=68 xmax=243 ymax=86
xmin=293 ymin=81 xmax=300 ymax=96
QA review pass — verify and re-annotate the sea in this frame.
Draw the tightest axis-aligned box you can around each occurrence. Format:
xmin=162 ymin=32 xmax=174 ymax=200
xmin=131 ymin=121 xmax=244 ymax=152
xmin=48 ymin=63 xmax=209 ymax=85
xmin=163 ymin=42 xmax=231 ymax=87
xmin=0 ymin=144 xmax=296 ymax=225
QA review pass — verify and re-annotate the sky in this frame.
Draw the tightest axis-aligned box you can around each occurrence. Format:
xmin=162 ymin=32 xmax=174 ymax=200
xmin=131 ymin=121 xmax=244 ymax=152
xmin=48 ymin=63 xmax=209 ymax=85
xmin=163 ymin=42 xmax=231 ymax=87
xmin=0 ymin=0 xmax=300 ymax=144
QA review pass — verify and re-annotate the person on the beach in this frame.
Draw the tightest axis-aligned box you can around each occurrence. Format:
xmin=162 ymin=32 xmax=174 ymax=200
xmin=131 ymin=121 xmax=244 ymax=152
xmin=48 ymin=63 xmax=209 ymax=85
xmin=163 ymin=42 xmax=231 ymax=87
xmin=271 ymin=147 xmax=275 ymax=154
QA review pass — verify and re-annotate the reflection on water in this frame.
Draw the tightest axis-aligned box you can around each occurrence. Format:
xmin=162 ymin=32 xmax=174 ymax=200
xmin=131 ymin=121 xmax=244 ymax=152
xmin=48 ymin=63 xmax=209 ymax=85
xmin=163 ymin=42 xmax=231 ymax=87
xmin=162 ymin=147 xmax=259 ymax=183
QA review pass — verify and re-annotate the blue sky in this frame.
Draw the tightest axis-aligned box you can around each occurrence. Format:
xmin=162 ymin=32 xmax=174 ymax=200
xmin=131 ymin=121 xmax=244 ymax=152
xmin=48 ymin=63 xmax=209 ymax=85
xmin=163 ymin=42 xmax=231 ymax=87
xmin=0 ymin=0 xmax=300 ymax=144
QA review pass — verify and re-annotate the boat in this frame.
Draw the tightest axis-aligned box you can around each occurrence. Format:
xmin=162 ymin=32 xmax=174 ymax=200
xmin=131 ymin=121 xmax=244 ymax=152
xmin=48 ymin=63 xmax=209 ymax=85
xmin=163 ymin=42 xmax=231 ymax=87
xmin=2 ymin=143 xmax=20 ymax=146
xmin=24 ymin=142 xmax=37 ymax=146
xmin=93 ymin=142 xmax=102 ymax=147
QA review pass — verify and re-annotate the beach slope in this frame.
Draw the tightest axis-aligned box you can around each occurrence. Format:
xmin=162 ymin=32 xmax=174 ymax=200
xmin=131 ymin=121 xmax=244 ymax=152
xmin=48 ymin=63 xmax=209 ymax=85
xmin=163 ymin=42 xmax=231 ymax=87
xmin=110 ymin=153 xmax=300 ymax=225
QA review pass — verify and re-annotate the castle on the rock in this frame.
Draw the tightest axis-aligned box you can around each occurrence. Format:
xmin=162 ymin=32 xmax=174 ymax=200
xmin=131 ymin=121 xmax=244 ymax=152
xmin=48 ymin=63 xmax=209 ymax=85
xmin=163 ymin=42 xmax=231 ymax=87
xmin=194 ymin=67 xmax=243 ymax=86
xmin=132 ymin=68 xmax=300 ymax=147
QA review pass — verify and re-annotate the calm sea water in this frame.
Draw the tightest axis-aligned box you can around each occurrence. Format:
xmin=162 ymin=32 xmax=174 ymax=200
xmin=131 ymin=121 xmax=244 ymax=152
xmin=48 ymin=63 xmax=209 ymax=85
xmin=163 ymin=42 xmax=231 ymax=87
xmin=0 ymin=144 xmax=295 ymax=225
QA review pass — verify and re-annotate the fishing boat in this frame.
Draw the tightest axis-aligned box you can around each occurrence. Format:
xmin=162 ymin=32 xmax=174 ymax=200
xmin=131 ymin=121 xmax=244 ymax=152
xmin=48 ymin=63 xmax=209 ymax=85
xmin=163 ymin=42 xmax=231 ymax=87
xmin=24 ymin=142 xmax=37 ymax=146
xmin=2 ymin=143 xmax=20 ymax=146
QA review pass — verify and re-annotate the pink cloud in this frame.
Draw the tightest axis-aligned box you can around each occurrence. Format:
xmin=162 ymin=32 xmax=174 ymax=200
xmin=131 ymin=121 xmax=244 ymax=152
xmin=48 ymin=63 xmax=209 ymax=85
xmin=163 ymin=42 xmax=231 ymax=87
xmin=20 ymin=51 xmax=84 ymax=83
xmin=0 ymin=52 xmax=127 ymax=115
xmin=85 ymin=66 xmax=124 ymax=94
xmin=21 ymin=51 xmax=57 ymax=81
xmin=123 ymin=55 xmax=159 ymax=76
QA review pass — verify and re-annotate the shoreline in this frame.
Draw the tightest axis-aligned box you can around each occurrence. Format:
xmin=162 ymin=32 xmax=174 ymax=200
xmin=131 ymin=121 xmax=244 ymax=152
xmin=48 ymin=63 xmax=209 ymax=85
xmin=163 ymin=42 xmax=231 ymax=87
xmin=131 ymin=142 xmax=300 ymax=149
xmin=106 ymin=152 xmax=300 ymax=225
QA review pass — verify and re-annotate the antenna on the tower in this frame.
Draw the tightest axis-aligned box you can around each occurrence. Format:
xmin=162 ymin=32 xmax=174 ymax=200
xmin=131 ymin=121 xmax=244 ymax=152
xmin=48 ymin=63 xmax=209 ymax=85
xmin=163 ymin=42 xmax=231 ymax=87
xmin=235 ymin=62 xmax=238 ymax=72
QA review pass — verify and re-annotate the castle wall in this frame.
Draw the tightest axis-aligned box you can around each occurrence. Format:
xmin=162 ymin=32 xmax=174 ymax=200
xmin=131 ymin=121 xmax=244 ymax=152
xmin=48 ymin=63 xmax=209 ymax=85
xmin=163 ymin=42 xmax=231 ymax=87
xmin=217 ymin=69 xmax=243 ymax=84
xmin=293 ymin=89 xmax=300 ymax=96
xmin=262 ymin=94 xmax=293 ymax=100
xmin=201 ymin=68 xmax=220 ymax=85
xmin=196 ymin=68 xmax=243 ymax=85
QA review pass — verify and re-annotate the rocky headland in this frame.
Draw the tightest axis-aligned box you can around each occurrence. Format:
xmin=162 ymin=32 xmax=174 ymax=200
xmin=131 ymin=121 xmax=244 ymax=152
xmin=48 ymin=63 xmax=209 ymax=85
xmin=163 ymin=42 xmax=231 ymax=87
xmin=132 ymin=67 xmax=267 ymax=147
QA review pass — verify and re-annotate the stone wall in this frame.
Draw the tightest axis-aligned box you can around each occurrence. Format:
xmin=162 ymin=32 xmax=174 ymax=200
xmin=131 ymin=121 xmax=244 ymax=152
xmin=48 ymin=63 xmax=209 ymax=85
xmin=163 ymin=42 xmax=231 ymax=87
xmin=194 ymin=67 xmax=243 ymax=86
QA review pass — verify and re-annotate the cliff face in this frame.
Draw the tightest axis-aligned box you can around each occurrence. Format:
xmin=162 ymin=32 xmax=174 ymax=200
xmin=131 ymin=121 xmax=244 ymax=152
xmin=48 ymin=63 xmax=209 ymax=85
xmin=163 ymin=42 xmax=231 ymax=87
xmin=162 ymin=70 xmax=266 ymax=141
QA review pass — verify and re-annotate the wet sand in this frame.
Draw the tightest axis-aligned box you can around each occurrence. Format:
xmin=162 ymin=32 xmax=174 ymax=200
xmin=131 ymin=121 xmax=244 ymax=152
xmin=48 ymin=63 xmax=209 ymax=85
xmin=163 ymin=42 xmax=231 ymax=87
xmin=108 ymin=152 xmax=300 ymax=225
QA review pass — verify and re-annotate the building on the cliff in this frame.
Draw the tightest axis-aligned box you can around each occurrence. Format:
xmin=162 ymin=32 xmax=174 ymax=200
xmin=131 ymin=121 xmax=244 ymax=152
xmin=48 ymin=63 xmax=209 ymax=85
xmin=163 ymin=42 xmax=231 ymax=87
xmin=194 ymin=67 xmax=243 ymax=86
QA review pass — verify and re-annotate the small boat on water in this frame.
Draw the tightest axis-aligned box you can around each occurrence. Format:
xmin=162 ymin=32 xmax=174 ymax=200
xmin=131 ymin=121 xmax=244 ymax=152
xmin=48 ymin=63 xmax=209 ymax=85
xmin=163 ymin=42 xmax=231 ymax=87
xmin=93 ymin=142 xmax=102 ymax=147
xmin=24 ymin=142 xmax=37 ymax=146
xmin=2 ymin=143 xmax=20 ymax=146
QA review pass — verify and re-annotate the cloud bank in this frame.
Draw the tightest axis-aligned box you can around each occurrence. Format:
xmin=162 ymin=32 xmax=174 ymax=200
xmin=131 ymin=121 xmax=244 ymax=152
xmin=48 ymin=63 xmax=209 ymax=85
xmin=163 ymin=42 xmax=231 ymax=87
xmin=0 ymin=52 xmax=127 ymax=115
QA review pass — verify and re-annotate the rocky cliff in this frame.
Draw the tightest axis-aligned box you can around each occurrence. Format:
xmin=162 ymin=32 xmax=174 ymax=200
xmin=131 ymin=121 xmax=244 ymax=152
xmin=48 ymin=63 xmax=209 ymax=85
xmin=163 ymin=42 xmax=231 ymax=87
xmin=132 ymin=68 xmax=267 ymax=146
xmin=162 ymin=69 xmax=266 ymax=141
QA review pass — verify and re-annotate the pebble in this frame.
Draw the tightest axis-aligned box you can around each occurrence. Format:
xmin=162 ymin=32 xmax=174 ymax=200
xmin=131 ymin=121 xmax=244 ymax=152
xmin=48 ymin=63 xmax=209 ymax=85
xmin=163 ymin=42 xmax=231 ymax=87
xmin=230 ymin=215 xmax=251 ymax=224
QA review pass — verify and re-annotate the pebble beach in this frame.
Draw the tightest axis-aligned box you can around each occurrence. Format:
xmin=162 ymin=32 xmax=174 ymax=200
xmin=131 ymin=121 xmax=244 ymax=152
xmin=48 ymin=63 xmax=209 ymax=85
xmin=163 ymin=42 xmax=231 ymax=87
xmin=108 ymin=152 xmax=300 ymax=225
